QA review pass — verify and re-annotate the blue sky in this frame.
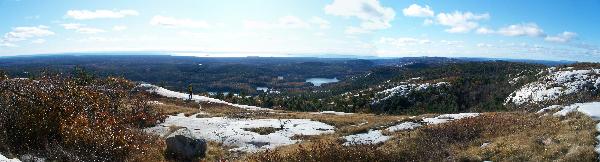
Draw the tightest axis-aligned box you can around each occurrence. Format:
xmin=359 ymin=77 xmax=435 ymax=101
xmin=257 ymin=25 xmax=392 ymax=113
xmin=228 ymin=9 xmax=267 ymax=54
xmin=1 ymin=0 xmax=599 ymax=61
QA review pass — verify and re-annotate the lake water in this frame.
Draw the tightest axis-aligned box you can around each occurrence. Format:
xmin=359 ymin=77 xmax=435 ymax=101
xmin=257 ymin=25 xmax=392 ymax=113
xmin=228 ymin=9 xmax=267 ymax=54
xmin=306 ymin=78 xmax=339 ymax=86
xmin=256 ymin=87 xmax=269 ymax=92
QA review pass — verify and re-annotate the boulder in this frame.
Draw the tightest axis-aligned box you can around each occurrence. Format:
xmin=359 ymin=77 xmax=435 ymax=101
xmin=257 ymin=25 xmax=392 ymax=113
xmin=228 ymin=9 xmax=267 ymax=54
xmin=165 ymin=128 xmax=207 ymax=161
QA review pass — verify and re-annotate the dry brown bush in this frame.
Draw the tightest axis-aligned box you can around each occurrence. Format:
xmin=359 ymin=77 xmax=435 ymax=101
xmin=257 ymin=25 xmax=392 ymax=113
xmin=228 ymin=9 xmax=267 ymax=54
xmin=0 ymin=74 xmax=166 ymax=161
xmin=380 ymin=112 xmax=597 ymax=161
xmin=245 ymin=139 xmax=390 ymax=162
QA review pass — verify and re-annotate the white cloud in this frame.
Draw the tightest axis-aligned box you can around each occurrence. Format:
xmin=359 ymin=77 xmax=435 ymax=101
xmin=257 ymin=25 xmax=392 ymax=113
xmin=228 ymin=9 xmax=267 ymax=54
xmin=497 ymin=23 xmax=545 ymax=37
xmin=436 ymin=11 xmax=489 ymax=33
xmin=150 ymin=15 xmax=211 ymax=28
xmin=477 ymin=43 xmax=493 ymax=47
xmin=0 ymin=42 xmax=17 ymax=47
xmin=309 ymin=17 xmax=331 ymax=29
xmin=75 ymin=35 xmax=158 ymax=43
xmin=61 ymin=23 xmax=106 ymax=34
xmin=278 ymin=16 xmax=311 ymax=29
xmin=476 ymin=27 xmax=495 ymax=34
xmin=65 ymin=9 xmax=139 ymax=20
xmin=423 ymin=19 xmax=434 ymax=26
xmin=440 ymin=40 xmax=463 ymax=46
xmin=112 ymin=25 xmax=127 ymax=31
xmin=403 ymin=4 xmax=434 ymax=17
xmin=545 ymin=31 xmax=577 ymax=43
xmin=243 ymin=20 xmax=273 ymax=30
xmin=31 ymin=39 xmax=46 ymax=44
xmin=325 ymin=0 xmax=395 ymax=32
xmin=1 ymin=25 xmax=54 ymax=47
xmin=345 ymin=26 xmax=371 ymax=34
xmin=379 ymin=37 xmax=431 ymax=46
xmin=243 ymin=16 xmax=311 ymax=30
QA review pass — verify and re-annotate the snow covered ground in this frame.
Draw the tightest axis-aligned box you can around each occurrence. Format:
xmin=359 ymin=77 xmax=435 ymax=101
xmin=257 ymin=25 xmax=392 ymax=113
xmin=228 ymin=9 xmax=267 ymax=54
xmin=506 ymin=68 xmax=600 ymax=105
xmin=145 ymin=114 xmax=335 ymax=152
xmin=0 ymin=153 xmax=20 ymax=162
xmin=538 ymin=102 xmax=600 ymax=120
xmin=310 ymin=111 xmax=354 ymax=115
xmin=538 ymin=102 xmax=600 ymax=154
xmin=422 ymin=113 xmax=480 ymax=125
xmin=385 ymin=122 xmax=422 ymax=132
xmin=139 ymin=84 xmax=272 ymax=111
xmin=343 ymin=130 xmax=390 ymax=146
xmin=374 ymin=81 xmax=449 ymax=103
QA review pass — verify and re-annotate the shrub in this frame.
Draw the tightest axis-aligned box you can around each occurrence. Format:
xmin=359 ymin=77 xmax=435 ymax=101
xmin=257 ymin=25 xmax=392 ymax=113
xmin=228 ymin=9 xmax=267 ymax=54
xmin=246 ymin=139 xmax=390 ymax=162
xmin=0 ymin=70 xmax=6 ymax=81
xmin=0 ymin=74 xmax=165 ymax=161
xmin=380 ymin=112 xmax=597 ymax=161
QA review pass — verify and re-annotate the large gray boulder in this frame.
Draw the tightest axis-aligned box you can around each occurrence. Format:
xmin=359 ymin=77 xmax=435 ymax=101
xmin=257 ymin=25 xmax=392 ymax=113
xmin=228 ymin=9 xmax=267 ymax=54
xmin=164 ymin=128 xmax=207 ymax=161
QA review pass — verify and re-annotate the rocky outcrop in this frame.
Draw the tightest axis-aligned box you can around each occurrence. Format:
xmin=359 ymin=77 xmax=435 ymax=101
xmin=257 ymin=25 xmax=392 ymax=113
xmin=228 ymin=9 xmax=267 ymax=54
xmin=164 ymin=128 xmax=207 ymax=161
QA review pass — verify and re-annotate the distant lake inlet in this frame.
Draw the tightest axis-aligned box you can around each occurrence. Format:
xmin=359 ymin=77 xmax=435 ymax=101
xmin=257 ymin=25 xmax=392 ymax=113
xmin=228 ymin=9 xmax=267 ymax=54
xmin=306 ymin=78 xmax=339 ymax=86
xmin=256 ymin=87 xmax=269 ymax=92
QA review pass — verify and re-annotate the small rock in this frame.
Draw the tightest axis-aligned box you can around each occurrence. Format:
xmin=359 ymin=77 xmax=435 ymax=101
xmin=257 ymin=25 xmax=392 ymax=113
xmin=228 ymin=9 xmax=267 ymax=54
xmin=480 ymin=142 xmax=490 ymax=148
xmin=165 ymin=128 xmax=207 ymax=161
xmin=541 ymin=138 xmax=555 ymax=145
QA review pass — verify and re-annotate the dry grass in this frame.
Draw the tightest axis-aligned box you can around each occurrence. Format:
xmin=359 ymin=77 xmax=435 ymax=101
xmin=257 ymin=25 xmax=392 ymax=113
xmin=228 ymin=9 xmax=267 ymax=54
xmin=204 ymin=141 xmax=238 ymax=162
xmin=143 ymin=95 xmax=597 ymax=161
xmin=244 ymin=137 xmax=389 ymax=162
xmin=243 ymin=127 xmax=283 ymax=135
xmin=200 ymin=102 xmax=263 ymax=118
xmin=150 ymin=99 xmax=201 ymax=116
xmin=249 ymin=111 xmax=408 ymax=136
xmin=154 ymin=98 xmax=408 ymax=137
xmin=385 ymin=112 xmax=596 ymax=161
xmin=243 ymin=112 xmax=597 ymax=162
xmin=459 ymin=112 xmax=597 ymax=161
xmin=150 ymin=94 xmax=407 ymax=137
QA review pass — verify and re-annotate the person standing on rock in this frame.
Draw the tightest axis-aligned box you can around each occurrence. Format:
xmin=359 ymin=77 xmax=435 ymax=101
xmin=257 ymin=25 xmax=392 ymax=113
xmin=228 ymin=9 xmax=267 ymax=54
xmin=188 ymin=84 xmax=193 ymax=101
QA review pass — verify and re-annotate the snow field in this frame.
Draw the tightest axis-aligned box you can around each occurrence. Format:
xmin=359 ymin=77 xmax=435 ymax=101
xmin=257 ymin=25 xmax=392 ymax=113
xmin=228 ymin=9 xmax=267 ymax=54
xmin=139 ymin=84 xmax=272 ymax=111
xmin=145 ymin=114 xmax=335 ymax=152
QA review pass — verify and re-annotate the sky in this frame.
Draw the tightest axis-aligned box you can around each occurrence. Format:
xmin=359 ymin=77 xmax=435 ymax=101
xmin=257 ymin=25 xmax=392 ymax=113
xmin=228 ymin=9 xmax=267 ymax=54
xmin=1 ymin=0 xmax=599 ymax=61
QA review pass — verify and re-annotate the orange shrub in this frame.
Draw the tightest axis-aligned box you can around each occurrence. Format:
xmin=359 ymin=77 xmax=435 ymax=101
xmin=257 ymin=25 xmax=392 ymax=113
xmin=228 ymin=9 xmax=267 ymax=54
xmin=0 ymin=74 xmax=165 ymax=161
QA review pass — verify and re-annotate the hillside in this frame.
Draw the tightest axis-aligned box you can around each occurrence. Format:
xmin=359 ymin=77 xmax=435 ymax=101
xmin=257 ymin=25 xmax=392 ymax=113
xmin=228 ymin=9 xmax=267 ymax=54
xmin=2 ymin=58 xmax=600 ymax=161
xmin=505 ymin=64 xmax=600 ymax=110
xmin=225 ymin=61 xmax=546 ymax=114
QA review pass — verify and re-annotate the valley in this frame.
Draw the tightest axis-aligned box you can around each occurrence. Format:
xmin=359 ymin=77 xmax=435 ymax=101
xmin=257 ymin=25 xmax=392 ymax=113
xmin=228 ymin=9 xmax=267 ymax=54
xmin=2 ymin=0 xmax=598 ymax=161
xmin=1 ymin=55 xmax=597 ymax=161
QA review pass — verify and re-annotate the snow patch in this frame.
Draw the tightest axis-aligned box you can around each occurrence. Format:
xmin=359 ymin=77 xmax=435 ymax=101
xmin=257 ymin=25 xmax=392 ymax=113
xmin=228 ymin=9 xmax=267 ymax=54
xmin=539 ymin=102 xmax=600 ymax=156
xmin=536 ymin=105 xmax=563 ymax=114
xmin=375 ymin=82 xmax=449 ymax=103
xmin=385 ymin=122 xmax=422 ymax=132
xmin=0 ymin=153 xmax=20 ymax=162
xmin=342 ymin=130 xmax=390 ymax=146
xmin=145 ymin=115 xmax=334 ymax=152
xmin=539 ymin=102 xmax=600 ymax=119
xmin=423 ymin=113 xmax=480 ymax=125
xmin=506 ymin=68 xmax=600 ymax=105
xmin=310 ymin=111 xmax=354 ymax=115
xmin=139 ymin=84 xmax=271 ymax=111
xmin=509 ymin=76 xmax=524 ymax=85
xmin=342 ymin=113 xmax=478 ymax=145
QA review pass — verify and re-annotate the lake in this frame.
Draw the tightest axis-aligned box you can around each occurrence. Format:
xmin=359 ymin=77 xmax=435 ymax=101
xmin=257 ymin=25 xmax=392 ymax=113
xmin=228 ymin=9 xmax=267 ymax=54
xmin=256 ymin=87 xmax=269 ymax=92
xmin=306 ymin=78 xmax=339 ymax=86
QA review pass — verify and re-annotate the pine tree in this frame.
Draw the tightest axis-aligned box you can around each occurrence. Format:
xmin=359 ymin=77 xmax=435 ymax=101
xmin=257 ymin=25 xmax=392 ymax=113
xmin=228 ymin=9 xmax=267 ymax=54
xmin=0 ymin=70 xmax=7 ymax=81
